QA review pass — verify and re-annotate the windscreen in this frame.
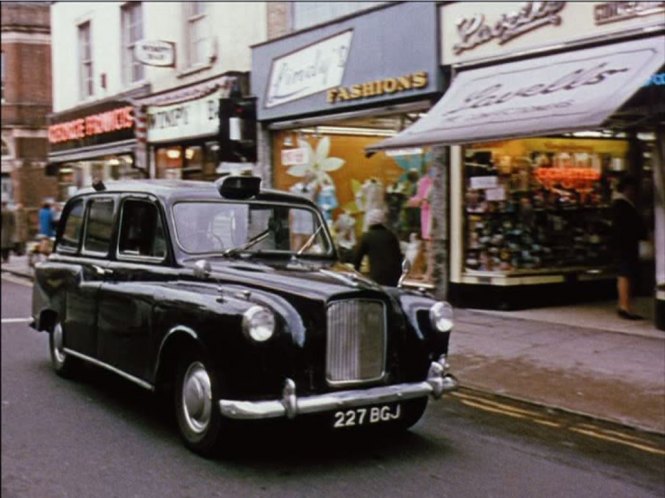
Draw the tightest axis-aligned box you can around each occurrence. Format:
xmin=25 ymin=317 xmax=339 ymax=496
xmin=173 ymin=201 xmax=334 ymax=256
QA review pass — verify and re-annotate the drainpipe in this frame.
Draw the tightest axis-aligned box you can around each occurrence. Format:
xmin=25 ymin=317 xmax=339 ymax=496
xmin=430 ymin=145 xmax=449 ymax=301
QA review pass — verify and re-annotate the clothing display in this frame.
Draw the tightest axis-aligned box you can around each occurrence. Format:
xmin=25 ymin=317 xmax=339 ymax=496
xmin=317 ymin=182 xmax=338 ymax=224
xmin=409 ymin=174 xmax=433 ymax=240
xmin=289 ymin=180 xmax=319 ymax=234
xmin=356 ymin=178 xmax=385 ymax=231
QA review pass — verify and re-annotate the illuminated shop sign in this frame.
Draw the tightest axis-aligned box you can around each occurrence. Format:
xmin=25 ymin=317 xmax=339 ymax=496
xmin=327 ymin=72 xmax=428 ymax=104
xmin=453 ymin=2 xmax=566 ymax=56
xmin=535 ymin=167 xmax=601 ymax=189
xmin=48 ymin=106 xmax=134 ymax=144
xmin=645 ymin=72 xmax=665 ymax=86
xmin=265 ymin=30 xmax=353 ymax=108
xmin=594 ymin=1 xmax=665 ymax=25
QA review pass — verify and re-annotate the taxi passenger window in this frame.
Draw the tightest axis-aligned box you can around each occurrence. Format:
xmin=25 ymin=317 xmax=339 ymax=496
xmin=118 ymin=199 xmax=167 ymax=259
xmin=83 ymin=198 xmax=115 ymax=254
xmin=57 ymin=199 xmax=84 ymax=253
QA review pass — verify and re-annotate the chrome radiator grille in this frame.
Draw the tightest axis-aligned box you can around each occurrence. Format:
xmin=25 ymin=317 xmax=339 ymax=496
xmin=326 ymin=299 xmax=386 ymax=384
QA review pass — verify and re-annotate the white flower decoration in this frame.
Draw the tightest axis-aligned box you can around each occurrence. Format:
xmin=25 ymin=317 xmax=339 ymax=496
xmin=287 ymin=136 xmax=345 ymax=185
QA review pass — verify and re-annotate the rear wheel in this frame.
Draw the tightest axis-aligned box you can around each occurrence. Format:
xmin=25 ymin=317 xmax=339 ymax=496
xmin=49 ymin=322 xmax=79 ymax=377
xmin=175 ymin=353 xmax=225 ymax=456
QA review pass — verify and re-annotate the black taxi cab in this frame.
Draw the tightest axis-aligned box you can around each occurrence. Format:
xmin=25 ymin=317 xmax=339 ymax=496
xmin=31 ymin=176 xmax=457 ymax=455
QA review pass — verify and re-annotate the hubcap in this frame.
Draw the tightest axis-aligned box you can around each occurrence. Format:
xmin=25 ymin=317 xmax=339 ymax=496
xmin=52 ymin=323 xmax=66 ymax=365
xmin=181 ymin=362 xmax=212 ymax=434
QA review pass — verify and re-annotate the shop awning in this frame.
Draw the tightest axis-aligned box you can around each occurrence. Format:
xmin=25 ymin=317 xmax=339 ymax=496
xmin=367 ymin=36 xmax=665 ymax=152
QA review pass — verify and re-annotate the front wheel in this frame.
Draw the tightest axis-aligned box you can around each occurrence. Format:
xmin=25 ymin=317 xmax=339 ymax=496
xmin=393 ymin=397 xmax=428 ymax=431
xmin=175 ymin=353 xmax=225 ymax=456
xmin=49 ymin=322 xmax=79 ymax=377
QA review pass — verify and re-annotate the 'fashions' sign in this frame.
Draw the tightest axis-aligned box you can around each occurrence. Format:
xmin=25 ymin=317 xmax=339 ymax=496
xmin=265 ymin=30 xmax=353 ymax=108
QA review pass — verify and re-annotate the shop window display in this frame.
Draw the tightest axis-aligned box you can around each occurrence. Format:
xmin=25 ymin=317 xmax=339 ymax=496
xmin=462 ymin=138 xmax=628 ymax=274
xmin=273 ymin=130 xmax=435 ymax=283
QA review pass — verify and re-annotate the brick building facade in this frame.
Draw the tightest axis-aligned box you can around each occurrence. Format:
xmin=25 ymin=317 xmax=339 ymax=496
xmin=1 ymin=1 xmax=56 ymax=233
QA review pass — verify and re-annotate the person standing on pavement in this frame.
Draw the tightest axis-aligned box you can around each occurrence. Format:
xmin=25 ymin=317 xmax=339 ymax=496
xmin=611 ymin=175 xmax=647 ymax=320
xmin=353 ymin=208 xmax=403 ymax=287
xmin=13 ymin=203 xmax=28 ymax=256
xmin=1 ymin=200 xmax=16 ymax=263
xmin=38 ymin=200 xmax=55 ymax=237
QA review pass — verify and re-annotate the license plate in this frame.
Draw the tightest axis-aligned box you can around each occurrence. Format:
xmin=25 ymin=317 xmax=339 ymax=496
xmin=332 ymin=404 xmax=401 ymax=429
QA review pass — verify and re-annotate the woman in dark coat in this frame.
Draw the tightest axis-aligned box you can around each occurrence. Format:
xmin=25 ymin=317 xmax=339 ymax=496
xmin=611 ymin=175 xmax=646 ymax=320
xmin=354 ymin=209 xmax=403 ymax=287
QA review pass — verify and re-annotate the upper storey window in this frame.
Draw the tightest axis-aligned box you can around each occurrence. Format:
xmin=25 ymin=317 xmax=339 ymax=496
xmin=78 ymin=21 xmax=94 ymax=99
xmin=121 ymin=2 xmax=145 ymax=85
xmin=185 ymin=2 xmax=210 ymax=68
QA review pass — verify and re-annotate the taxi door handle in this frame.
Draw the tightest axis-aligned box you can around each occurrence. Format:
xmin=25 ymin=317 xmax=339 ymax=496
xmin=92 ymin=265 xmax=113 ymax=277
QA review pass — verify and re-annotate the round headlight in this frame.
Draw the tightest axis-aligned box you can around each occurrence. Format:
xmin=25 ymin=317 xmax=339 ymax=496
xmin=429 ymin=301 xmax=454 ymax=332
xmin=242 ymin=306 xmax=275 ymax=342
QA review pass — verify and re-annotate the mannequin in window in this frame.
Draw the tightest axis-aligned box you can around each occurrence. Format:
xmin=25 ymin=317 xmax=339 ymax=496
xmin=356 ymin=177 xmax=385 ymax=232
xmin=408 ymin=166 xmax=434 ymax=280
xmin=333 ymin=209 xmax=356 ymax=263
xmin=317 ymin=177 xmax=338 ymax=225
xmin=289 ymin=172 xmax=320 ymax=250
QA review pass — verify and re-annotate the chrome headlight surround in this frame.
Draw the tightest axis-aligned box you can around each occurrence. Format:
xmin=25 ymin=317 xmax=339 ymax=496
xmin=429 ymin=301 xmax=454 ymax=332
xmin=242 ymin=305 xmax=276 ymax=342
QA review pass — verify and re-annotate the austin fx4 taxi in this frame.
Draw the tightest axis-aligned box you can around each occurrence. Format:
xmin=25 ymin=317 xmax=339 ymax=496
xmin=31 ymin=176 xmax=457 ymax=455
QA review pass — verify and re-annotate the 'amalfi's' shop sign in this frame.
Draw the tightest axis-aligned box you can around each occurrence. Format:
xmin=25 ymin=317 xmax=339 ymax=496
xmin=327 ymin=72 xmax=428 ymax=104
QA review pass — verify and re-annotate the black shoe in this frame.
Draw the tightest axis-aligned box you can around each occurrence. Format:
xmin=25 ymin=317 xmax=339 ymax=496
xmin=617 ymin=309 xmax=644 ymax=320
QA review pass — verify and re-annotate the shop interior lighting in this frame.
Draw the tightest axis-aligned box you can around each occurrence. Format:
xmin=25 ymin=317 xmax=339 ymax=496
xmin=385 ymin=148 xmax=424 ymax=157
xmin=166 ymin=148 xmax=181 ymax=159
xmin=185 ymin=148 xmax=195 ymax=160
xmin=108 ymin=158 xmax=121 ymax=166
xmin=300 ymin=126 xmax=397 ymax=137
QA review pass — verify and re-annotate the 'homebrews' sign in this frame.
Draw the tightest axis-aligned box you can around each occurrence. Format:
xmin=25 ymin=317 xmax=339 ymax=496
xmin=48 ymin=102 xmax=135 ymax=152
xmin=327 ymin=72 xmax=428 ymax=104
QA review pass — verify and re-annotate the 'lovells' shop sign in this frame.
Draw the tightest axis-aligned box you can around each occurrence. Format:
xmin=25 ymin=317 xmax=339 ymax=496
xmin=265 ymin=30 xmax=353 ymax=108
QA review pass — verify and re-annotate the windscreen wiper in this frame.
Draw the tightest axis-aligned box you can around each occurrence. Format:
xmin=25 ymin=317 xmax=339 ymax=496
xmin=223 ymin=228 xmax=270 ymax=257
xmin=296 ymin=224 xmax=323 ymax=256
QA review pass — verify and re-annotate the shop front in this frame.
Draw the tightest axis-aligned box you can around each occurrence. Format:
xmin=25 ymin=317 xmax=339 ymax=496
xmin=251 ymin=2 xmax=444 ymax=283
xmin=47 ymin=99 xmax=146 ymax=201
xmin=135 ymin=73 xmax=252 ymax=181
xmin=367 ymin=2 xmax=665 ymax=327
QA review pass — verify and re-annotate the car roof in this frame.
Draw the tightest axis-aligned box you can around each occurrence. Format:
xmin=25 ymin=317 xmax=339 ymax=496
xmin=72 ymin=179 xmax=315 ymax=206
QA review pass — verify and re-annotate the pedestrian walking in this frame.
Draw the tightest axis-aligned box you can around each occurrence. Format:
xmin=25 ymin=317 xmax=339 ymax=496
xmin=13 ymin=203 xmax=29 ymax=255
xmin=38 ymin=199 xmax=55 ymax=237
xmin=1 ymin=200 xmax=16 ymax=263
xmin=353 ymin=208 xmax=403 ymax=287
xmin=611 ymin=175 xmax=647 ymax=320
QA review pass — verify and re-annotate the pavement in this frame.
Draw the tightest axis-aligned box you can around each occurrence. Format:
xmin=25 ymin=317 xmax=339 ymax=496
xmin=3 ymin=254 xmax=664 ymax=435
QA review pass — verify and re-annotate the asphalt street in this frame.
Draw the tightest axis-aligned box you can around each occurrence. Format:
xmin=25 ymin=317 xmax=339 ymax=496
xmin=2 ymin=275 xmax=664 ymax=498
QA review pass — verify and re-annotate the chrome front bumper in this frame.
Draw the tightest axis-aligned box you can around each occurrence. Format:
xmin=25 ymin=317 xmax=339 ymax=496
xmin=219 ymin=356 xmax=458 ymax=420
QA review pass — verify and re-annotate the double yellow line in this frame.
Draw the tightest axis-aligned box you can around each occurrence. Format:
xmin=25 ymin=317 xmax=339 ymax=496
xmin=451 ymin=391 xmax=665 ymax=456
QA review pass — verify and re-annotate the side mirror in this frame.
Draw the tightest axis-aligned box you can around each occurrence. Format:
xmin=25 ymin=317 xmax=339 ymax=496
xmin=398 ymin=258 xmax=411 ymax=288
xmin=193 ymin=259 xmax=211 ymax=278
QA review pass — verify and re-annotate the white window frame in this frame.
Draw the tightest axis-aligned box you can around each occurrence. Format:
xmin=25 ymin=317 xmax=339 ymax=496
xmin=184 ymin=2 xmax=209 ymax=68
xmin=121 ymin=2 xmax=145 ymax=85
xmin=1 ymin=51 xmax=5 ymax=103
xmin=78 ymin=21 xmax=94 ymax=99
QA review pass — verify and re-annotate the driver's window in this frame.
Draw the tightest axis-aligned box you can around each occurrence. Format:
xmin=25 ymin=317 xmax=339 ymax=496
xmin=289 ymin=208 xmax=319 ymax=252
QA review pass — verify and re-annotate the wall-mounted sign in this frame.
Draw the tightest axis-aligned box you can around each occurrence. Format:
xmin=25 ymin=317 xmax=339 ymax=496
xmin=134 ymin=40 xmax=176 ymax=67
xmin=452 ymin=2 xmax=566 ymax=57
xmin=645 ymin=72 xmax=665 ymax=87
xmin=327 ymin=71 xmax=428 ymax=104
xmin=147 ymin=90 xmax=221 ymax=143
xmin=441 ymin=2 xmax=665 ymax=65
xmin=594 ymin=1 xmax=665 ymax=25
xmin=281 ymin=147 xmax=309 ymax=166
xmin=265 ymin=30 xmax=353 ymax=108
xmin=48 ymin=106 xmax=134 ymax=144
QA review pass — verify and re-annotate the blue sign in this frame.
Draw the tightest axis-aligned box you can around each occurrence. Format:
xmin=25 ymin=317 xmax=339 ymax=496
xmin=645 ymin=73 xmax=665 ymax=86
